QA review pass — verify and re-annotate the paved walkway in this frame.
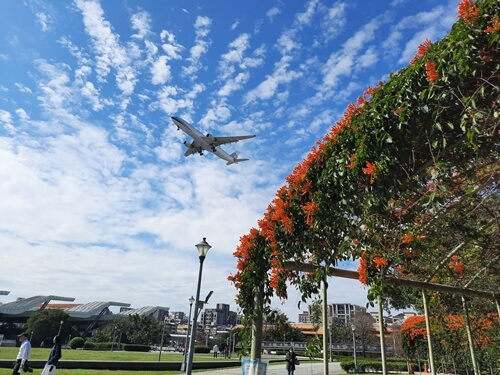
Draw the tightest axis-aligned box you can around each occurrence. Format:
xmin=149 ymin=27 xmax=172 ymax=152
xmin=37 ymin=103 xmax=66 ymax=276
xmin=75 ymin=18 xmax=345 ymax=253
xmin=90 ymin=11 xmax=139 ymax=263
xmin=195 ymin=361 xmax=345 ymax=375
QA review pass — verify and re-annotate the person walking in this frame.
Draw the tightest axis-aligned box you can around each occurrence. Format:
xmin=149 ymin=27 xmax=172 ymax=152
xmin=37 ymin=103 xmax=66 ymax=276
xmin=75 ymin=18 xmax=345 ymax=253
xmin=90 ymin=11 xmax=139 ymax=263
xmin=285 ymin=347 xmax=297 ymax=375
xmin=12 ymin=332 xmax=32 ymax=375
xmin=212 ymin=344 xmax=219 ymax=358
xmin=41 ymin=335 xmax=62 ymax=375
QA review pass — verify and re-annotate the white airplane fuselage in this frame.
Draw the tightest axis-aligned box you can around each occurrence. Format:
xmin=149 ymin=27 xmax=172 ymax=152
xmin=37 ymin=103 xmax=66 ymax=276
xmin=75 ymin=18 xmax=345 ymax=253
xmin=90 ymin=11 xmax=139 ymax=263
xmin=171 ymin=116 xmax=253 ymax=165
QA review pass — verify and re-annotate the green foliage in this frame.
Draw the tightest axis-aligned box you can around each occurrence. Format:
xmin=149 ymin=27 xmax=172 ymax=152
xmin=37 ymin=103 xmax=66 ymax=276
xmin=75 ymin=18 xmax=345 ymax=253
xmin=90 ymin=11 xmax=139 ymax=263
xmin=340 ymin=358 xmax=409 ymax=373
xmin=232 ymin=0 xmax=500 ymax=344
xmin=90 ymin=315 xmax=162 ymax=346
xmin=26 ymin=309 xmax=73 ymax=346
xmin=194 ymin=345 xmax=211 ymax=353
xmin=303 ymin=337 xmax=322 ymax=360
xmin=123 ymin=344 xmax=151 ymax=352
xmin=69 ymin=337 xmax=85 ymax=349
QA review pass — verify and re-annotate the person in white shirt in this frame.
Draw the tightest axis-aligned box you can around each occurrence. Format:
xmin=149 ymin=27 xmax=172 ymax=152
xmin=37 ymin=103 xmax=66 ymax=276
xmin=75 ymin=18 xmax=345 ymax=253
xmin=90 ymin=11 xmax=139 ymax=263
xmin=12 ymin=332 xmax=33 ymax=375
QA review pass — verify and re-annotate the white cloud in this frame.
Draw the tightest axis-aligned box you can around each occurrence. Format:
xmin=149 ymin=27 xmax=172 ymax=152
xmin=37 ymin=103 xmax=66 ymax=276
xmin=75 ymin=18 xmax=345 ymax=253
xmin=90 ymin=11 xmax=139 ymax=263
xmin=75 ymin=0 xmax=137 ymax=96
xmin=266 ymin=7 xmax=281 ymax=22
xmin=36 ymin=12 xmax=50 ymax=32
xmin=151 ymin=56 xmax=171 ymax=85
xmin=182 ymin=16 xmax=212 ymax=79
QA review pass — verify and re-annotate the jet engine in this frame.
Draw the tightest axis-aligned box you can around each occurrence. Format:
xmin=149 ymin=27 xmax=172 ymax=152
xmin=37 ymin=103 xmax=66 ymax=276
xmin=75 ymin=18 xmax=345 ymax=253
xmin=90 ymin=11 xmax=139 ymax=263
xmin=205 ymin=133 xmax=217 ymax=143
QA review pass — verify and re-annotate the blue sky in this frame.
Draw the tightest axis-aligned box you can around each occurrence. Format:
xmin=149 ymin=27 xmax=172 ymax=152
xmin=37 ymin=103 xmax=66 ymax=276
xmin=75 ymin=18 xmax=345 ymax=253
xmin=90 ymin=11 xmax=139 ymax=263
xmin=0 ymin=0 xmax=458 ymax=321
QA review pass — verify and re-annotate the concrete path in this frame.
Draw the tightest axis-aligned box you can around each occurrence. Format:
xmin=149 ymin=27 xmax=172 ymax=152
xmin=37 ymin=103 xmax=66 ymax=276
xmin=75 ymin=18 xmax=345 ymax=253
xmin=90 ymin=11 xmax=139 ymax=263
xmin=194 ymin=361 xmax=345 ymax=375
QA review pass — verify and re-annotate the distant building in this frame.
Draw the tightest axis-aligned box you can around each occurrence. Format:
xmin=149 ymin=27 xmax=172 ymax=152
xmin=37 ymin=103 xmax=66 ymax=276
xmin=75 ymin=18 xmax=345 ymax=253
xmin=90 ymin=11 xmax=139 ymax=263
xmin=200 ymin=303 xmax=238 ymax=327
xmin=298 ymin=303 xmax=367 ymax=325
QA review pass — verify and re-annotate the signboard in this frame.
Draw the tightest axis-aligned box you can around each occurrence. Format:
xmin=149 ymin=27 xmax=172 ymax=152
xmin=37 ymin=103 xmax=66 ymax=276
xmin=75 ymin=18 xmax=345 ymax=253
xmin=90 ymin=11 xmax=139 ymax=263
xmin=242 ymin=359 xmax=267 ymax=375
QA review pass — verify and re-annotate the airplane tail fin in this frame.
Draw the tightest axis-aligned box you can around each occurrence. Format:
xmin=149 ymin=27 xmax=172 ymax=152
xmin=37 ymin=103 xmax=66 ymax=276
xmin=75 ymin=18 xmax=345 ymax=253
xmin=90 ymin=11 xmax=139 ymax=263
xmin=227 ymin=151 xmax=249 ymax=165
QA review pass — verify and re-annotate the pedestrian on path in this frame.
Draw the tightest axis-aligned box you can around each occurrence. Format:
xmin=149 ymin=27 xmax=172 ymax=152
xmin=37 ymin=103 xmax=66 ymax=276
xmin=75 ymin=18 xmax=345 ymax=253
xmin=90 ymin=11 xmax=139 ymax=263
xmin=213 ymin=344 xmax=219 ymax=358
xmin=41 ymin=335 xmax=62 ymax=375
xmin=285 ymin=347 xmax=297 ymax=375
xmin=12 ymin=332 xmax=32 ymax=375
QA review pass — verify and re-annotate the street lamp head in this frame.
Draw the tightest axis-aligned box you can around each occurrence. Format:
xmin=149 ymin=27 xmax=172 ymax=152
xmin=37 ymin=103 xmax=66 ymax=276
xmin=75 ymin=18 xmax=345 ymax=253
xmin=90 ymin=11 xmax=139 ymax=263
xmin=351 ymin=324 xmax=356 ymax=332
xmin=189 ymin=296 xmax=195 ymax=305
xmin=195 ymin=237 xmax=211 ymax=258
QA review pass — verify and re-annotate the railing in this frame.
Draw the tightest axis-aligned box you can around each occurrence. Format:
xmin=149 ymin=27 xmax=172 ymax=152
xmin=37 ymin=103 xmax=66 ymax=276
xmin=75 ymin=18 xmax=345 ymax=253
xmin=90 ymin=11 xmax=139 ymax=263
xmin=261 ymin=341 xmax=390 ymax=353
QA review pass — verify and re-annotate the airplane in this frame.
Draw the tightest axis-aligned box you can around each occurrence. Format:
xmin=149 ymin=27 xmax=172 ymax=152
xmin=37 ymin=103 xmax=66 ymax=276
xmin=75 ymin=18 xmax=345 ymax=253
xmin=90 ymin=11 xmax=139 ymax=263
xmin=171 ymin=116 xmax=256 ymax=165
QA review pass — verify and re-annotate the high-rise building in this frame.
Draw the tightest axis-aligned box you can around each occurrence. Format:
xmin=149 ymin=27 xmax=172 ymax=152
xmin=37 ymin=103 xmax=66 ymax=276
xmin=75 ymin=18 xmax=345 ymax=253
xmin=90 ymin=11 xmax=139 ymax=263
xmin=298 ymin=303 xmax=366 ymax=325
xmin=200 ymin=303 xmax=238 ymax=327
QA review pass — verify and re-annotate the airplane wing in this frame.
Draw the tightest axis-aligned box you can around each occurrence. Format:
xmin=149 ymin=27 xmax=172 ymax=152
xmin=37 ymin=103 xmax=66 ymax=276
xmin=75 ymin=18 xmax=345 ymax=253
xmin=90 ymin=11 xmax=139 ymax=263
xmin=184 ymin=148 xmax=197 ymax=157
xmin=183 ymin=140 xmax=200 ymax=157
xmin=211 ymin=135 xmax=256 ymax=147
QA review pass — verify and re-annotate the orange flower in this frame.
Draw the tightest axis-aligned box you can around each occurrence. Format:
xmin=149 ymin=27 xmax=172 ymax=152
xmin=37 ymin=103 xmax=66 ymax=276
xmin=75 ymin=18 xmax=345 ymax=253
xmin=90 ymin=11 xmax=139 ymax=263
xmin=357 ymin=258 xmax=367 ymax=285
xmin=454 ymin=262 xmax=466 ymax=273
xmin=373 ymin=256 xmax=388 ymax=268
xmin=425 ymin=61 xmax=439 ymax=84
xmin=362 ymin=161 xmax=378 ymax=184
xmin=391 ymin=106 xmax=404 ymax=115
xmin=458 ymin=0 xmax=480 ymax=24
xmin=485 ymin=15 xmax=500 ymax=33
xmin=302 ymin=200 xmax=319 ymax=228
xmin=402 ymin=233 xmax=414 ymax=243
xmin=410 ymin=39 xmax=431 ymax=65
xmin=347 ymin=153 xmax=357 ymax=169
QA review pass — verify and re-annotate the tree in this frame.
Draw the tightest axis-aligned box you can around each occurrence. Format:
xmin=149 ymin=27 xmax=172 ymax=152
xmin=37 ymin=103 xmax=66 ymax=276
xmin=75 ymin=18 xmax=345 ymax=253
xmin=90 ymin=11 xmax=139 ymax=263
xmin=27 ymin=309 xmax=74 ymax=346
xmin=352 ymin=311 xmax=378 ymax=358
xmin=124 ymin=315 xmax=162 ymax=345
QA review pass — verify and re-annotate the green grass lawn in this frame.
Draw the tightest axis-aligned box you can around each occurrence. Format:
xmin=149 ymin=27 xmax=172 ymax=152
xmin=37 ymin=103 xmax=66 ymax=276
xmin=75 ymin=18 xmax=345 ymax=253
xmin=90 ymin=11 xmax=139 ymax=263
xmin=0 ymin=347 xmax=239 ymax=375
xmin=0 ymin=348 xmax=234 ymax=362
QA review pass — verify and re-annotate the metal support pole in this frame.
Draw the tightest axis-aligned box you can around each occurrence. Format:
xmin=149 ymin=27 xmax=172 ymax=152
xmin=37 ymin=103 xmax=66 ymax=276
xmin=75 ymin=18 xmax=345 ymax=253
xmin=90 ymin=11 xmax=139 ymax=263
xmin=421 ymin=291 xmax=436 ymax=375
xmin=322 ymin=277 xmax=329 ymax=375
xmin=352 ymin=326 xmax=358 ymax=372
xmin=158 ymin=318 xmax=166 ymax=361
xmin=377 ymin=295 xmax=388 ymax=375
xmin=250 ymin=283 xmax=264 ymax=360
xmin=462 ymin=296 xmax=480 ymax=375
xmin=186 ymin=255 xmax=206 ymax=375
xmin=181 ymin=297 xmax=194 ymax=372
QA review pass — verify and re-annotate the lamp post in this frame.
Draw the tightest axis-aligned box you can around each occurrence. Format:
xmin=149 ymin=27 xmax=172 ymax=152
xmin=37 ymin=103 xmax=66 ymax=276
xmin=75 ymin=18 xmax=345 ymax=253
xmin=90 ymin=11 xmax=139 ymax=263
xmin=58 ymin=320 xmax=64 ymax=335
xmin=158 ymin=316 xmax=168 ymax=361
xmin=185 ymin=238 xmax=211 ymax=375
xmin=351 ymin=324 xmax=357 ymax=373
xmin=181 ymin=296 xmax=195 ymax=371
xmin=329 ymin=324 xmax=332 ymax=362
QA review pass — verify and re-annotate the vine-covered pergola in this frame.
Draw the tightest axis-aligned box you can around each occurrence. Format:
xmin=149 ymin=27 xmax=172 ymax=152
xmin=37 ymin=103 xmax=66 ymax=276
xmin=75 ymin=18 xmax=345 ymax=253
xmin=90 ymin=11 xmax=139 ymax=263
xmin=229 ymin=1 xmax=499 ymax=374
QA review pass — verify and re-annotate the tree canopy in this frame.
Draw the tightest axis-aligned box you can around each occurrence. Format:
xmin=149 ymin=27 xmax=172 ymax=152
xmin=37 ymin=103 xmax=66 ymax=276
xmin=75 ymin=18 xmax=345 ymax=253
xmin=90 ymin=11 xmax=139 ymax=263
xmin=229 ymin=0 xmax=499 ymax=322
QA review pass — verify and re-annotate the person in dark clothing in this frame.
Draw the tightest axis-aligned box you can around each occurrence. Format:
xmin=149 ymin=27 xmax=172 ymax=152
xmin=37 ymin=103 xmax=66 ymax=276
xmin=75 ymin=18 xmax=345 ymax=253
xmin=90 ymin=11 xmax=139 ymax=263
xmin=44 ymin=335 xmax=62 ymax=375
xmin=285 ymin=347 xmax=297 ymax=375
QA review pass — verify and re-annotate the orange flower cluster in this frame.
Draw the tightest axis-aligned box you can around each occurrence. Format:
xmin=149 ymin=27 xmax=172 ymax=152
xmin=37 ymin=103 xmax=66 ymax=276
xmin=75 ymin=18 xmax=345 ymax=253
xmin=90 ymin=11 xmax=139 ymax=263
xmin=402 ymin=233 xmax=414 ymax=243
xmin=458 ymin=0 xmax=480 ymax=24
xmin=357 ymin=257 xmax=368 ymax=284
xmin=373 ymin=256 xmax=388 ymax=268
xmin=269 ymin=267 xmax=282 ymax=289
xmin=346 ymin=153 xmax=357 ymax=169
xmin=391 ymin=106 xmax=404 ymax=115
xmin=401 ymin=316 xmax=428 ymax=340
xmin=362 ymin=161 xmax=378 ymax=184
xmin=425 ymin=61 xmax=439 ymax=84
xmin=410 ymin=39 xmax=431 ymax=65
xmin=485 ymin=15 xmax=500 ymax=33
xmin=449 ymin=255 xmax=466 ymax=273
xmin=302 ymin=200 xmax=319 ymax=227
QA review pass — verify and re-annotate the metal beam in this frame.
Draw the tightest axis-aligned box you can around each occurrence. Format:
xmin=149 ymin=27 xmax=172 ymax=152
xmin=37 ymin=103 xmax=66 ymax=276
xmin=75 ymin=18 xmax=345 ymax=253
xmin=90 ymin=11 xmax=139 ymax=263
xmin=282 ymin=262 xmax=498 ymax=301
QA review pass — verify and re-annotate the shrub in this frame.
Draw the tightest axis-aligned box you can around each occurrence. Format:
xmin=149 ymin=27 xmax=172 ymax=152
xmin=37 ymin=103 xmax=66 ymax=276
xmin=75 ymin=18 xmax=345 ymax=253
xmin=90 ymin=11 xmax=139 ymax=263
xmin=69 ymin=337 xmax=85 ymax=349
xmin=194 ymin=346 xmax=211 ymax=353
xmin=123 ymin=344 xmax=151 ymax=352
xmin=83 ymin=341 xmax=95 ymax=350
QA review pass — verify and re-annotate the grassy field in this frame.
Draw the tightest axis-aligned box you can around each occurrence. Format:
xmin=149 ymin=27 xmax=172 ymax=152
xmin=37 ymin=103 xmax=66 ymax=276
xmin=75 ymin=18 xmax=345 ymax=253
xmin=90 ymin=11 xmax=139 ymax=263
xmin=0 ymin=347 xmax=239 ymax=375
xmin=0 ymin=347 xmax=232 ymax=362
